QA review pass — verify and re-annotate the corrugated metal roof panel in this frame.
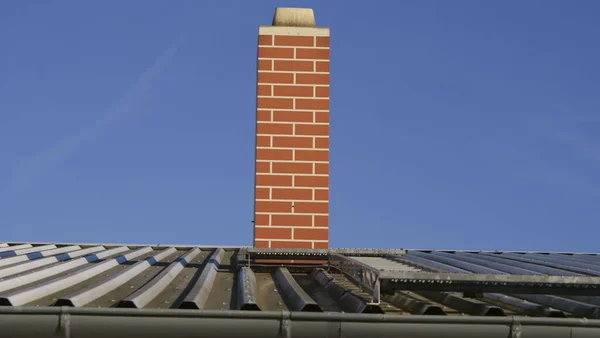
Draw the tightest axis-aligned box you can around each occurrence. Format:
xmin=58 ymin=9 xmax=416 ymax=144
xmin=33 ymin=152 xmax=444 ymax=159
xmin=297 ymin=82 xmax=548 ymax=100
xmin=1 ymin=243 xmax=600 ymax=319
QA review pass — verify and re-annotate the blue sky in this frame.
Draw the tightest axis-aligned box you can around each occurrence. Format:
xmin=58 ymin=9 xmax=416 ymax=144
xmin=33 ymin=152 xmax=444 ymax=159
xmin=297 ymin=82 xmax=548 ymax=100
xmin=0 ymin=0 xmax=599 ymax=251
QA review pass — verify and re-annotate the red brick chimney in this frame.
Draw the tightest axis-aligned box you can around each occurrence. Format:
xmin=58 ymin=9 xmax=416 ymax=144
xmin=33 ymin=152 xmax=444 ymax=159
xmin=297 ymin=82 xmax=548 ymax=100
xmin=253 ymin=8 xmax=330 ymax=249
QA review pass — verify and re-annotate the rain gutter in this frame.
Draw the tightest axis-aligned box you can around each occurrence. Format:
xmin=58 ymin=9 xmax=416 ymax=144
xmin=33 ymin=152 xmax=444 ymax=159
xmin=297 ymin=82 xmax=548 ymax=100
xmin=1 ymin=307 xmax=600 ymax=338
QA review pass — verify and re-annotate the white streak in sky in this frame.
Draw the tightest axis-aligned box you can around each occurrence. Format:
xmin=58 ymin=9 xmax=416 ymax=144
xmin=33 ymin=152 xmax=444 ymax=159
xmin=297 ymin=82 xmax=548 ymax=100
xmin=3 ymin=34 xmax=185 ymax=196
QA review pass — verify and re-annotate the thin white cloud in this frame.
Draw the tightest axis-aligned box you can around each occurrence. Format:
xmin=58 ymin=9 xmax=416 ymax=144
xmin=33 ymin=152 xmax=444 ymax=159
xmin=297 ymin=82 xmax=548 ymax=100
xmin=2 ymin=34 xmax=185 ymax=197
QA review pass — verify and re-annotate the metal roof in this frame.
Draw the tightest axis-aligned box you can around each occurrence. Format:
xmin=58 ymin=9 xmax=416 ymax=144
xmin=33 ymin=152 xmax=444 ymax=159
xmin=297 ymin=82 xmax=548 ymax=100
xmin=3 ymin=242 xmax=600 ymax=337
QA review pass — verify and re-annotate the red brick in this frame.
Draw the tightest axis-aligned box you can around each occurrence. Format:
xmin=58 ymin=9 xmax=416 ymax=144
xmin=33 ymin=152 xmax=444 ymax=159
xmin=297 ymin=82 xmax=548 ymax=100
xmin=270 ymin=241 xmax=312 ymax=249
xmin=273 ymin=111 xmax=313 ymax=123
xmin=258 ymin=47 xmax=294 ymax=59
xmin=272 ymin=214 xmax=313 ymax=226
xmin=256 ymin=162 xmax=270 ymax=173
xmin=315 ymin=163 xmax=328 ymax=175
xmin=271 ymin=188 xmax=313 ymax=201
xmin=272 ymin=162 xmax=313 ymax=174
xmin=273 ymin=136 xmax=313 ymax=148
xmin=257 ymin=135 xmax=270 ymax=147
xmin=296 ymin=98 xmax=329 ymax=110
xmin=296 ymin=73 xmax=329 ymax=85
xmin=256 ymin=149 xmax=293 ymax=161
xmin=256 ymin=123 xmax=293 ymax=135
xmin=314 ymin=242 xmax=329 ymax=249
xmin=258 ymin=59 xmax=272 ymax=71
xmin=316 ymin=37 xmax=330 ymax=47
xmin=296 ymin=48 xmax=329 ymax=60
xmin=315 ymin=86 xmax=329 ymax=97
xmin=314 ymin=189 xmax=328 ymax=200
xmin=295 ymin=228 xmax=328 ymax=241
xmin=254 ymin=240 xmax=270 ymax=248
xmin=294 ymin=202 xmax=328 ymax=214
xmin=273 ymin=86 xmax=313 ymax=98
xmin=257 ymin=85 xmax=271 ymax=96
xmin=257 ymin=110 xmax=271 ymax=122
xmin=257 ymin=97 xmax=293 ymax=109
xmin=315 ymin=138 xmax=329 ymax=149
xmin=295 ymin=150 xmax=328 ymax=162
xmin=295 ymin=176 xmax=328 ymax=188
xmin=255 ymin=187 xmax=270 ymax=200
xmin=275 ymin=35 xmax=315 ymax=47
xmin=274 ymin=60 xmax=314 ymax=72
xmin=316 ymin=62 xmax=329 ymax=72
xmin=255 ymin=227 xmax=292 ymax=240
xmin=258 ymin=35 xmax=273 ymax=46
xmin=254 ymin=214 xmax=270 ymax=226
xmin=295 ymin=124 xmax=329 ymax=136
xmin=256 ymin=174 xmax=292 ymax=186
xmin=315 ymin=112 xmax=329 ymax=123
xmin=258 ymin=72 xmax=294 ymax=84
xmin=256 ymin=201 xmax=292 ymax=213
xmin=315 ymin=216 xmax=328 ymax=227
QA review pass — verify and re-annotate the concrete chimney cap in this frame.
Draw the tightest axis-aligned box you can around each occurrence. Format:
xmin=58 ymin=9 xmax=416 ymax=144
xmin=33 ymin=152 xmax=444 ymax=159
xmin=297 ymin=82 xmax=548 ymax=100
xmin=272 ymin=7 xmax=316 ymax=27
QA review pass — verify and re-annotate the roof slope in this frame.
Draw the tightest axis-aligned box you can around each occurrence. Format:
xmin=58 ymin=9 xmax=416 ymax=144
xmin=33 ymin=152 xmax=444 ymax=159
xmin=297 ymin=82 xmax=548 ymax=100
xmin=2 ymin=242 xmax=600 ymax=337
xmin=0 ymin=241 xmax=599 ymax=317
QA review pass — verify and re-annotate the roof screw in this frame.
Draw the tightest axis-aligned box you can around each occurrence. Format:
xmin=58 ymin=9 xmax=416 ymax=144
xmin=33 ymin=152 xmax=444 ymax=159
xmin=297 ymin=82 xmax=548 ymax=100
xmin=130 ymin=285 xmax=135 ymax=288
xmin=111 ymin=300 xmax=116 ymax=303
xmin=164 ymin=300 xmax=170 ymax=304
